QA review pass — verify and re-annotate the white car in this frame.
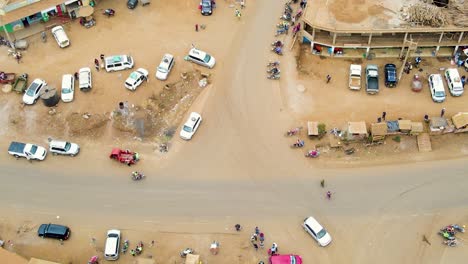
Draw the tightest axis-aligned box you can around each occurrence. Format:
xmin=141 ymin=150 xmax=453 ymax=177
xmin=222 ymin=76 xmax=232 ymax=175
xmin=187 ymin=48 xmax=216 ymax=69
xmin=23 ymin=78 xmax=47 ymax=105
xmin=104 ymin=229 xmax=121 ymax=261
xmin=180 ymin=112 xmax=202 ymax=140
xmin=125 ymin=68 xmax=149 ymax=90
xmin=61 ymin=74 xmax=75 ymax=102
xmin=79 ymin=67 xmax=92 ymax=91
xmin=49 ymin=139 xmax=80 ymax=156
xmin=51 ymin=26 xmax=70 ymax=48
xmin=303 ymin=216 xmax=332 ymax=247
xmin=156 ymin=54 xmax=175 ymax=80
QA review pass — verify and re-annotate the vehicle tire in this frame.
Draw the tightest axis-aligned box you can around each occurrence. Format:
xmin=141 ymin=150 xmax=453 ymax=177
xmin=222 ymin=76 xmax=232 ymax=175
xmin=52 ymin=152 xmax=57 ymax=156
xmin=13 ymin=154 xmax=19 ymax=158
xmin=70 ymin=154 xmax=75 ymax=157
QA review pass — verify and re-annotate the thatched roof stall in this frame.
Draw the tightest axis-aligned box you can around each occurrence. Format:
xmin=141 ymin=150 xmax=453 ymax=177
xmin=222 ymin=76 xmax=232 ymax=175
xmin=398 ymin=119 xmax=412 ymax=132
xmin=307 ymin=121 xmax=319 ymax=136
xmin=410 ymin=122 xmax=424 ymax=135
xmin=371 ymin=122 xmax=387 ymax=142
xmin=452 ymin=112 xmax=468 ymax=129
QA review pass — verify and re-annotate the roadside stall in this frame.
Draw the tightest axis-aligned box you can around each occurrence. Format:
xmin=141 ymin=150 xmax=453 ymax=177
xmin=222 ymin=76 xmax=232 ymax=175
xmin=307 ymin=121 xmax=319 ymax=139
xmin=410 ymin=122 xmax=424 ymax=136
xmin=346 ymin=121 xmax=368 ymax=141
xmin=429 ymin=117 xmax=449 ymax=135
xmin=397 ymin=119 xmax=412 ymax=134
xmin=185 ymin=254 xmax=201 ymax=264
xmin=370 ymin=122 xmax=387 ymax=142
xmin=451 ymin=112 xmax=468 ymax=133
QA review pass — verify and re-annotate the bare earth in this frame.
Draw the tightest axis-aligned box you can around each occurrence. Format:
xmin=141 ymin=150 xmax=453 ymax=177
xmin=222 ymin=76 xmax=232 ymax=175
xmin=0 ymin=0 xmax=468 ymax=264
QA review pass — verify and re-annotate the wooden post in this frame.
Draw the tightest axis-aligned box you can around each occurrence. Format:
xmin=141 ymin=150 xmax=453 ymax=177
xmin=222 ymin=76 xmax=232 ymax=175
xmin=398 ymin=40 xmax=417 ymax=81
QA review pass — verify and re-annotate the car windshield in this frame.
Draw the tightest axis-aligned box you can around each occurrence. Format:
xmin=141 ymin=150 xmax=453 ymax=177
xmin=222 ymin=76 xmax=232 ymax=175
xmin=316 ymin=228 xmax=327 ymax=239
xmin=129 ymin=72 xmax=139 ymax=80
xmin=26 ymin=83 xmax=39 ymax=96
xmin=203 ymin=54 xmax=212 ymax=63
xmin=158 ymin=66 xmax=168 ymax=73
xmin=435 ymin=91 xmax=445 ymax=97
xmin=62 ymin=87 xmax=71 ymax=94
xmin=64 ymin=142 xmax=71 ymax=151
xmin=183 ymin=125 xmax=193 ymax=133
xmin=30 ymin=145 xmax=38 ymax=154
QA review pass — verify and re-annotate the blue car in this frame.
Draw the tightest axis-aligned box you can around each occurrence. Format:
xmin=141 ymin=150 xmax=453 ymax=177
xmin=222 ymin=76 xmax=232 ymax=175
xmin=200 ymin=0 xmax=213 ymax=16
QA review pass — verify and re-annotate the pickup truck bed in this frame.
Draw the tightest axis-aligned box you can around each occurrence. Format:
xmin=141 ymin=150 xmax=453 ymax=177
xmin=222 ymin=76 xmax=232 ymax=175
xmin=350 ymin=77 xmax=361 ymax=88
xmin=8 ymin=141 xmax=26 ymax=154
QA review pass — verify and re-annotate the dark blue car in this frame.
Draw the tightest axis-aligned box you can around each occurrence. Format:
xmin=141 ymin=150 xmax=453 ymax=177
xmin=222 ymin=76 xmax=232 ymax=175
xmin=201 ymin=0 xmax=213 ymax=16
xmin=384 ymin=63 xmax=398 ymax=88
xmin=38 ymin=223 xmax=71 ymax=240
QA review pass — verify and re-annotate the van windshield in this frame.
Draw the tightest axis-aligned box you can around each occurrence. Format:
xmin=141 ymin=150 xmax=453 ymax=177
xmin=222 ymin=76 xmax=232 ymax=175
xmin=435 ymin=91 xmax=445 ymax=97
xmin=30 ymin=145 xmax=38 ymax=154
xmin=203 ymin=54 xmax=211 ymax=63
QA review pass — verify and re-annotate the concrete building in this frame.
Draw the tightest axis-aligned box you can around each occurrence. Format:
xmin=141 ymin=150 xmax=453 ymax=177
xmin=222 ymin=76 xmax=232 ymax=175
xmin=0 ymin=0 xmax=97 ymax=39
xmin=300 ymin=0 xmax=468 ymax=58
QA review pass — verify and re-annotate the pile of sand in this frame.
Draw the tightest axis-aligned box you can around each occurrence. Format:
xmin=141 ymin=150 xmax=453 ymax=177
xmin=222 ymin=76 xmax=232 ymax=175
xmin=67 ymin=112 xmax=109 ymax=136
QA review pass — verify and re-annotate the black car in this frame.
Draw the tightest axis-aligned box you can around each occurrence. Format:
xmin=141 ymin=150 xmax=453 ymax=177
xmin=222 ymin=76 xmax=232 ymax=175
xmin=38 ymin=223 xmax=71 ymax=240
xmin=384 ymin=64 xmax=398 ymax=88
xmin=127 ymin=0 xmax=138 ymax=9
xmin=200 ymin=0 xmax=213 ymax=16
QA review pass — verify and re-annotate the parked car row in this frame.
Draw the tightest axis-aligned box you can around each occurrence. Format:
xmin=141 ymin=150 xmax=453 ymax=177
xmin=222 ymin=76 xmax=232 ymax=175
xmin=348 ymin=64 xmax=465 ymax=102
xmin=7 ymin=139 xmax=79 ymax=160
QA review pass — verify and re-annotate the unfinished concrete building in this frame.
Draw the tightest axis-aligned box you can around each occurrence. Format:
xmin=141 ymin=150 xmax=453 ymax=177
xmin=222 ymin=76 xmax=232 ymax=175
xmin=300 ymin=0 xmax=468 ymax=58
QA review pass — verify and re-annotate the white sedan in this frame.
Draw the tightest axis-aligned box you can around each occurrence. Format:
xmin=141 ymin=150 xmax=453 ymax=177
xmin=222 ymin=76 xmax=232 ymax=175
xmin=156 ymin=54 xmax=175 ymax=80
xmin=125 ymin=68 xmax=149 ymax=91
xmin=23 ymin=78 xmax=47 ymax=105
xmin=61 ymin=74 xmax=75 ymax=102
xmin=303 ymin=216 xmax=332 ymax=247
xmin=180 ymin=112 xmax=202 ymax=140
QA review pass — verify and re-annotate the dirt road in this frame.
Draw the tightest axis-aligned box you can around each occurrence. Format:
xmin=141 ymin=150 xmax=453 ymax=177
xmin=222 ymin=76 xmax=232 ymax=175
xmin=0 ymin=0 xmax=468 ymax=263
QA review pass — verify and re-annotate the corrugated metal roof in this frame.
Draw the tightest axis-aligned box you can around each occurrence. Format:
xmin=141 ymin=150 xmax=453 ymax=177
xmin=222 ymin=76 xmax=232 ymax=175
xmin=1 ymin=0 xmax=66 ymax=25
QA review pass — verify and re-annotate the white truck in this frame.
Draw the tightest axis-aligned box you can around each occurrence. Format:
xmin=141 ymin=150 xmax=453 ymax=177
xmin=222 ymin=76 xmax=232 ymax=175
xmin=8 ymin=141 xmax=47 ymax=160
xmin=349 ymin=64 xmax=362 ymax=90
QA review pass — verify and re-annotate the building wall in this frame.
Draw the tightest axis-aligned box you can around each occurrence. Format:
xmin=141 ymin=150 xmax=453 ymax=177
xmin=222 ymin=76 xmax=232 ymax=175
xmin=300 ymin=20 xmax=468 ymax=58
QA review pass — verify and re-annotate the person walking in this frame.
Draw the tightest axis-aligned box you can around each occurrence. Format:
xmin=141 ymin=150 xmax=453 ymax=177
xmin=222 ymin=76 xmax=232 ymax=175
xmin=235 ymin=224 xmax=242 ymax=231
xmin=382 ymin=111 xmax=387 ymax=121
xmin=100 ymin=54 xmax=105 ymax=63
xmin=94 ymin=58 xmax=100 ymax=71
xmin=441 ymin=108 xmax=446 ymax=117
xmin=235 ymin=9 xmax=241 ymax=19
xmin=424 ymin=114 xmax=429 ymax=123
xmin=320 ymin=179 xmax=325 ymax=188
xmin=195 ymin=24 xmax=199 ymax=32
xmin=326 ymin=74 xmax=331 ymax=83
xmin=461 ymin=75 xmax=466 ymax=87
xmin=255 ymin=226 xmax=260 ymax=235
xmin=253 ymin=243 xmax=258 ymax=251
xmin=377 ymin=117 xmax=382 ymax=123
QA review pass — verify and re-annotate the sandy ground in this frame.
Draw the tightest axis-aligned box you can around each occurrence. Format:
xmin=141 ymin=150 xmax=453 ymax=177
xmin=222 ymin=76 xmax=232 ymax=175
xmin=0 ymin=0 xmax=468 ymax=264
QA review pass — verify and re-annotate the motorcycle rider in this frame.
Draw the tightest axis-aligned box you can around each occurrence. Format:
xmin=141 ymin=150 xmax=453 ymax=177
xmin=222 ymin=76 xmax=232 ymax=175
xmin=271 ymin=67 xmax=279 ymax=75
xmin=326 ymin=191 xmax=332 ymax=199
xmin=274 ymin=46 xmax=282 ymax=54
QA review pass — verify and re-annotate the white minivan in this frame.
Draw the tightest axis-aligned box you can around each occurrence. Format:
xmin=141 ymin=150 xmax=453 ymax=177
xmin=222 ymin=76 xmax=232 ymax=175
xmin=104 ymin=229 xmax=121 ymax=261
xmin=51 ymin=26 xmax=70 ymax=48
xmin=444 ymin=68 xmax=464 ymax=96
xmin=428 ymin=74 xmax=446 ymax=103
xmin=186 ymin=48 xmax=216 ymax=69
xmin=78 ymin=67 xmax=92 ymax=91
xmin=61 ymin=74 xmax=75 ymax=102
xmin=104 ymin=55 xmax=134 ymax=72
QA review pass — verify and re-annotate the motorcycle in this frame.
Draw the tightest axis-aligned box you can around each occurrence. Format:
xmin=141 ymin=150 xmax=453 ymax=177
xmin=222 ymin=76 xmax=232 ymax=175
xmin=266 ymin=67 xmax=280 ymax=74
xmin=276 ymin=23 xmax=289 ymax=30
xmin=280 ymin=13 xmax=292 ymax=21
xmin=131 ymin=172 xmax=145 ymax=181
xmin=135 ymin=241 xmax=144 ymax=255
xmin=443 ymin=239 xmax=458 ymax=247
xmin=180 ymin=248 xmax=194 ymax=258
xmin=438 ymin=230 xmax=455 ymax=240
xmin=267 ymin=61 xmax=280 ymax=67
xmin=305 ymin=150 xmax=320 ymax=158
xmin=271 ymin=40 xmax=284 ymax=47
xmin=450 ymin=224 xmax=465 ymax=233
xmin=122 ymin=240 xmax=129 ymax=254
xmin=275 ymin=28 xmax=288 ymax=36
xmin=272 ymin=46 xmax=283 ymax=55
xmin=103 ymin=8 xmax=115 ymax=17
xmin=285 ymin=3 xmax=293 ymax=13
xmin=267 ymin=73 xmax=280 ymax=80
xmin=285 ymin=127 xmax=301 ymax=136
xmin=290 ymin=140 xmax=305 ymax=148
xmin=88 ymin=256 xmax=99 ymax=264
xmin=414 ymin=56 xmax=421 ymax=68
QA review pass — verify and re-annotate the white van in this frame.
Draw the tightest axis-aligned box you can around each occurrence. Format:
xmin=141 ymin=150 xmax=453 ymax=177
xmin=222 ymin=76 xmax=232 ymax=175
xmin=104 ymin=229 xmax=121 ymax=261
xmin=61 ymin=74 xmax=75 ymax=102
xmin=428 ymin=74 xmax=446 ymax=103
xmin=104 ymin=55 xmax=134 ymax=72
xmin=78 ymin=67 xmax=92 ymax=91
xmin=186 ymin=48 xmax=216 ymax=69
xmin=444 ymin=68 xmax=464 ymax=96
xmin=51 ymin=26 xmax=70 ymax=48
